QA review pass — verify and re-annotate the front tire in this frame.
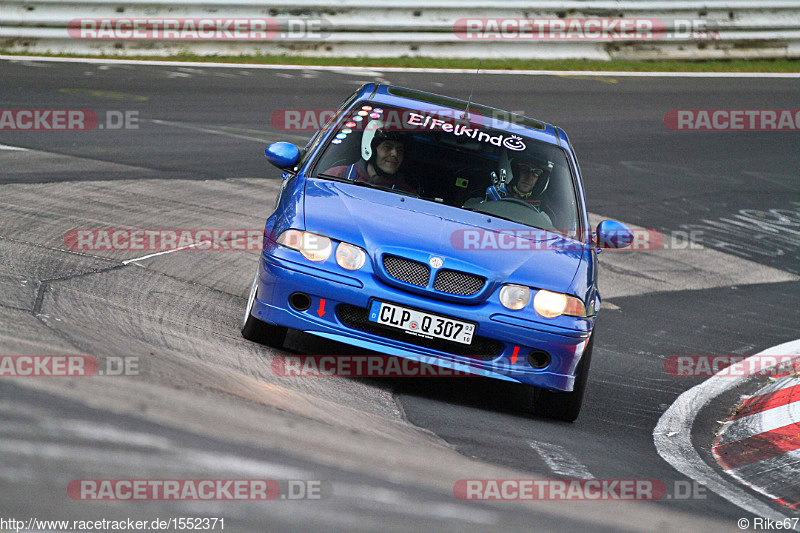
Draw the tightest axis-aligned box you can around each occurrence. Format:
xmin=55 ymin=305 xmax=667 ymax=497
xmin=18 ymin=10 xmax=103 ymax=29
xmin=533 ymin=333 xmax=594 ymax=422
xmin=241 ymin=273 xmax=287 ymax=348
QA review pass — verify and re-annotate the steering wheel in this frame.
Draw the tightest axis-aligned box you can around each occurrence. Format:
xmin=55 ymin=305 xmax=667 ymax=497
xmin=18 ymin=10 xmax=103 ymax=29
xmin=500 ymin=197 xmax=541 ymax=211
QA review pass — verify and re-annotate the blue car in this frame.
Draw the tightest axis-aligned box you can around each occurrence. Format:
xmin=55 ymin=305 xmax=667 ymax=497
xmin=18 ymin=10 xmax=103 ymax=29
xmin=243 ymin=84 xmax=631 ymax=421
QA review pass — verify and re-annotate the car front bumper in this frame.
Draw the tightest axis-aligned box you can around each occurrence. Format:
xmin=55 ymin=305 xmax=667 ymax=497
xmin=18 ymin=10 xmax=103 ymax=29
xmin=249 ymin=248 xmax=592 ymax=391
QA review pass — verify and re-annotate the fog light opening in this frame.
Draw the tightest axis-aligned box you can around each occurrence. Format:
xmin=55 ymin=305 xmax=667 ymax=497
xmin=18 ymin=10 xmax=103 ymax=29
xmin=528 ymin=350 xmax=551 ymax=369
xmin=289 ymin=292 xmax=312 ymax=312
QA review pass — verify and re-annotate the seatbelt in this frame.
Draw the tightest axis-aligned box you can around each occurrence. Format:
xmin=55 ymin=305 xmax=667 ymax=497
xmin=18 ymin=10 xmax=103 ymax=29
xmin=345 ymin=163 xmax=358 ymax=181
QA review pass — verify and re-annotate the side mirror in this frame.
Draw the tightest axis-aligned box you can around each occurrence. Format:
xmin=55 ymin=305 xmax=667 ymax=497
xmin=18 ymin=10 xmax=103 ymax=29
xmin=265 ymin=142 xmax=300 ymax=169
xmin=595 ymin=220 xmax=633 ymax=249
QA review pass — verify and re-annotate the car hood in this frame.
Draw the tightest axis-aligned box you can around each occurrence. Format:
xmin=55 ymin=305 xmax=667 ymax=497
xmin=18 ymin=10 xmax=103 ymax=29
xmin=302 ymin=178 xmax=584 ymax=294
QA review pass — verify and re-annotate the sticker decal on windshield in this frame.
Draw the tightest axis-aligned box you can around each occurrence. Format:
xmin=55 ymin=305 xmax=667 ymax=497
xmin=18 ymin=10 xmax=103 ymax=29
xmin=407 ymin=112 xmax=527 ymax=151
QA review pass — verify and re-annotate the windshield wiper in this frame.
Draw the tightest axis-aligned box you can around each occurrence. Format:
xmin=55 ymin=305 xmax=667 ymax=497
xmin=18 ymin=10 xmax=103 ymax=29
xmin=463 ymin=205 xmax=547 ymax=229
xmin=315 ymin=173 xmax=420 ymax=198
xmin=462 ymin=205 xmax=515 ymax=222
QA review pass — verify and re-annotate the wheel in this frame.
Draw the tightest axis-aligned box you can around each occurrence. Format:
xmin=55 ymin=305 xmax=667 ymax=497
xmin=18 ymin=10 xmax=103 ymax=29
xmin=533 ymin=333 xmax=594 ymax=422
xmin=241 ymin=273 xmax=287 ymax=348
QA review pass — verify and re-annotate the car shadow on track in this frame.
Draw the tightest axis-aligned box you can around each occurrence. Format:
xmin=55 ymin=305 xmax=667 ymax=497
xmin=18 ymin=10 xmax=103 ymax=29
xmin=283 ymin=330 xmax=548 ymax=421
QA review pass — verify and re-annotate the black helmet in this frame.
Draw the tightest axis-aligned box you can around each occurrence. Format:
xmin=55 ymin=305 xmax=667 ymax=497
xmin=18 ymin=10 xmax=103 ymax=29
xmin=508 ymin=155 xmax=552 ymax=197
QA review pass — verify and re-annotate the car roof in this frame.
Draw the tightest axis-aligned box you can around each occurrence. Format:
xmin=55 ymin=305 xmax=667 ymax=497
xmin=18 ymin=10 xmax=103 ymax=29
xmin=357 ymin=84 xmax=567 ymax=148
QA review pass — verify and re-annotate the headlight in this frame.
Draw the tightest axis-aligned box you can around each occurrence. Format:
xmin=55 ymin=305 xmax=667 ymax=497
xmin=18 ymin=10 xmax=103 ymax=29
xmin=499 ymin=284 xmax=530 ymax=310
xmin=277 ymin=230 xmax=332 ymax=262
xmin=533 ymin=289 xmax=586 ymax=318
xmin=336 ymin=242 xmax=366 ymax=270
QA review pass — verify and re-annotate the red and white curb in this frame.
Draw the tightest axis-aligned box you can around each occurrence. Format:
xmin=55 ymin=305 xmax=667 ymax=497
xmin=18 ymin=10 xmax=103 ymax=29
xmin=655 ymin=339 xmax=800 ymax=523
xmin=713 ymin=375 xmax=800 ymax=511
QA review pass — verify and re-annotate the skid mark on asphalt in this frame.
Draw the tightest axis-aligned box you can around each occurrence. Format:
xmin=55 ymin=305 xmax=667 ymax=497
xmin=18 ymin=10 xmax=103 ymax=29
xmin=588 ymin=213 xmax=799 ymax=299
xmin=0 ymin=393 xmax=311 ymax=479
xmin=529 ymin=441 xmax=594 ymax=479
xmin=0 ymin=383 xmax=504 ymax=529
xmin=680 ymin=205 xmax=800 ymax=275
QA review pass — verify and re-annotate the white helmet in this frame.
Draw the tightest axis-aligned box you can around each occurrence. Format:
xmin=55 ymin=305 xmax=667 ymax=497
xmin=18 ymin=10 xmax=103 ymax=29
xmin=360 ymin=119 xmax=408 ymax=162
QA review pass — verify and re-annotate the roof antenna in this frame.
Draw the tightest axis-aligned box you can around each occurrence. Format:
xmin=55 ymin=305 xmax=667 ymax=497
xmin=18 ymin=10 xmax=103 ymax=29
xmin=462 ymin=60 xmax=481 ymax=121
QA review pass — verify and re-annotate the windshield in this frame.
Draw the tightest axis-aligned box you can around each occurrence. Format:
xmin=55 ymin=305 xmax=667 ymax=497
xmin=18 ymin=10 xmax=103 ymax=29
xmin=312 ymin=103 xmax=581 ymax=239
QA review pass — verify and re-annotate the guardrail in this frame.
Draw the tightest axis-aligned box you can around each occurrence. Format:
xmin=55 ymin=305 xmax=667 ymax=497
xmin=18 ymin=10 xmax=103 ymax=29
xmin=1 ymin=0 xmax=799 ymax=59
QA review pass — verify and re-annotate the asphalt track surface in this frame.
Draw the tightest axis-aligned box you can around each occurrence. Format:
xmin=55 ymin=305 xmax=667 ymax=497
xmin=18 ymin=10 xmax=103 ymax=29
xmin=1 ymin=58 xmax=799 ymax=532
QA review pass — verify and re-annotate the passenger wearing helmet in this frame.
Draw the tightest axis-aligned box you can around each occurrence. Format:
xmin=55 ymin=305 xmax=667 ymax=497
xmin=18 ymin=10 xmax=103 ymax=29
xmin=324 ymin=121 xmax=420 ymax=194
xmin=507 ymin=156 xmax=552 ymax=205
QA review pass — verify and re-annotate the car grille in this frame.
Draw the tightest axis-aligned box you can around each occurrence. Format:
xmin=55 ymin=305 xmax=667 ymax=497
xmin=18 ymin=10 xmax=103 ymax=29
xmin=433 ymin=269 xmax=486 ymax=296
xmin=336 ymin=304 xmax=503 ymax=360
xmin=383 ymin=255 xmax=430 ymax=287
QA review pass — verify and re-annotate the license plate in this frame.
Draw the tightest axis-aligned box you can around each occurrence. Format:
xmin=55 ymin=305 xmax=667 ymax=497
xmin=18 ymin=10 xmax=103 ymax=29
xmin=368 ymin=301 xmax=475 ymax=345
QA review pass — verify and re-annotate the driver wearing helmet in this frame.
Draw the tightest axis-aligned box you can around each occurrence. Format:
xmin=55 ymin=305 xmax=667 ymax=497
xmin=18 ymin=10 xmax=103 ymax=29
xmin=507 ymin=156 xmax=552 ymax=205
xmin=324 ymin=121 xmax=420 ymax=194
